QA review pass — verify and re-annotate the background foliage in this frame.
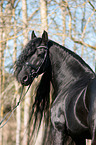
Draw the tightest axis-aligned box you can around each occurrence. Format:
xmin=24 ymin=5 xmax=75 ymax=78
xmin=0 ymin=0 xmax=96 ymax=145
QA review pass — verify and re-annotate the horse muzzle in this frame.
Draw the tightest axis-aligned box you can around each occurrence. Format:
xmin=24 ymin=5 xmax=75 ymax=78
xmin=17 ymin=72 xmax=34 ymax=86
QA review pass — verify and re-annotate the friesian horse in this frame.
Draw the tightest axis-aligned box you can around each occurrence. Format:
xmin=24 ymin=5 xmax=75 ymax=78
xmin=14 ymin=31 xmax=96 ymax=145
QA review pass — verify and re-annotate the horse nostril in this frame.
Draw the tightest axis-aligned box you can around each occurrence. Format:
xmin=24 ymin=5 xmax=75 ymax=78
xmin=23 ymin=75 xmax=28 ymax=82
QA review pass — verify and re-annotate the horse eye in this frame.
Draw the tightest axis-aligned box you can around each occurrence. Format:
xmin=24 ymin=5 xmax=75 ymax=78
xmin=26 ymin=62 xmax=28 ymax=65
xmin=32 ymin=42 xmax=35 ymax=46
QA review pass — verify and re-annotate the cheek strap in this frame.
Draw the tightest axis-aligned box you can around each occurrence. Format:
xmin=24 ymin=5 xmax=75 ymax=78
xmin=25 ymin=45 xmax=48 ymax=79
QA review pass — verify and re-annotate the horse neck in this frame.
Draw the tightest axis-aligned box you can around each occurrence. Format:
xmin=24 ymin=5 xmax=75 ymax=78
xmin=48 ymin=40 xmax=95 ymax=94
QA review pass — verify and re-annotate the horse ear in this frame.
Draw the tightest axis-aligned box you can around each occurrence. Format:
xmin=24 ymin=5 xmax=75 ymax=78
xmin=42 ymin=30 xmax=48 ymax=45
xmin=31 ymin=31 xmax=37 ymax=39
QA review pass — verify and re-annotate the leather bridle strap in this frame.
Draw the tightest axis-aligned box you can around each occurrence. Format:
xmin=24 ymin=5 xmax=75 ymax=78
xmin=25 ymin=45 xmax=48 ymax=79
xmin=34 ymin=45 xmax=48 ymax=74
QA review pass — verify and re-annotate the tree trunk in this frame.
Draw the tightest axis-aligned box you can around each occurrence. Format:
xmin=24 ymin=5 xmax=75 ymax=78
xmin=34 ymin=1 xmax=48 ymax=145
xmin=61 ymin=0 xmax=66 ymax=45
xmin=0 ymin=1 xmax=3 ymax=144
xmin=22 ymin=0 xmax=28 ymax=45
xmin=23 ymin=89 xmax=31 ymax=145
xmin=86 ymin=139 xmax=91 ymax=145
xmin=40 ymin=0 xmax=48 ymax=32
xmin=16 ymin=83 xmax=21 ymax=145
xmin=12 ymin=7 xmax=21 ymax=145
xmin=22 ymin=0 xmax=31 ymax=144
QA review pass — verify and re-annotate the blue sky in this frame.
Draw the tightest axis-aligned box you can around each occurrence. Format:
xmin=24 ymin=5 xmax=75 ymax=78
xmin=4 ymin=0 xmax=96 ymax=72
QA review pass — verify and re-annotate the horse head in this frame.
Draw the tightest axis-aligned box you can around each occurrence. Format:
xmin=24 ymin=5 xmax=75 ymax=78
xmin=14 ymin=31 xmax=49 ymax=86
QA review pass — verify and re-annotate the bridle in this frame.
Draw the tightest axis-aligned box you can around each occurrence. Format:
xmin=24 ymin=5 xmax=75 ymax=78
xmin=25 ymin=45 xmax=48 ymax=79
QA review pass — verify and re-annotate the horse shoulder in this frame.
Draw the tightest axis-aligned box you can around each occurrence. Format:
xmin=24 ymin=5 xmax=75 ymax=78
xmin=51 ymin=93 xmax=66 ymax=132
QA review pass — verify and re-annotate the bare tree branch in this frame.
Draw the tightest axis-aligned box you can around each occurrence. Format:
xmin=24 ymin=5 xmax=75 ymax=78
xmin=88 ymin=1 xmax=96 ymax=12
xmin=64 ymin=0 xmax=96 ymax=50
xmin=28 ymin=8 xmax=39 ymax=21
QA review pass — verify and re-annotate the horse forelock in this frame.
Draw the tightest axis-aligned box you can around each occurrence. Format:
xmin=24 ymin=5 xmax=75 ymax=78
xmin=18 ymin=40 xmax=36 ymax=63
xmin=14 ymin=38 xmax=42 ymax=76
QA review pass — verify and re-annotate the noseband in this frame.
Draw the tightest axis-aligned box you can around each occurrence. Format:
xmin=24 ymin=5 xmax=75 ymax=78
xmin=26 ymin=45 xmax=48 ymax=79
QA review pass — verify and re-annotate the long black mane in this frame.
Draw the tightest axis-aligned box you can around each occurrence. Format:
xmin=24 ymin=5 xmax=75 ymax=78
xmin=48 ymin=39 xmax=94 ymax=75
xmin=48 ymin=40 xmax=95 ymax=93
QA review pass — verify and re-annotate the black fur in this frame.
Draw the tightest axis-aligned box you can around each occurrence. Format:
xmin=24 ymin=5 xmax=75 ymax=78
xmin=14 ymin=31 xmax=96 ymax=145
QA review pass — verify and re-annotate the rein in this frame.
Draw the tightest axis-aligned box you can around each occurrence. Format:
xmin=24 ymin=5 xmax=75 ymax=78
xmin=0 ymin=85 xmax=31 ymax=128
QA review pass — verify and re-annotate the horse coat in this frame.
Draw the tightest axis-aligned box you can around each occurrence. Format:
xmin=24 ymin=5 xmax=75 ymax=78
xmin=14 ymin=31 xmax=96 ymax=145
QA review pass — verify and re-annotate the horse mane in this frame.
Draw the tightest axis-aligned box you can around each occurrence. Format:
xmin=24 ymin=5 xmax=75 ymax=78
xmin=29 ymin=70 xmax=52 ymax=144
xmin=48 ymin=40 xmax=95 ymax=76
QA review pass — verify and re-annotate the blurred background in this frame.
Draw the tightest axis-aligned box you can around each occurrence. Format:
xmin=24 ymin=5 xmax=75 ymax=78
xmin=0 ymin=0 xmax=96 ymax=145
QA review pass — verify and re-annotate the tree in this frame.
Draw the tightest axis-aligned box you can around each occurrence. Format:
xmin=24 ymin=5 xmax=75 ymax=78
xmin=0 ymin=1 xmax=3 ymax=144
xmin=60 ymin=0 xmax=67 ymax=45
xmin=12 ymin=3 xmax=21 ymax=145
xmin=34 ymin=1 xmax=49 ymax=145
xmin=22 ymin=0 xmax=31 ymax=144
xmin=40 ymin=0 xmax=48 ymax=32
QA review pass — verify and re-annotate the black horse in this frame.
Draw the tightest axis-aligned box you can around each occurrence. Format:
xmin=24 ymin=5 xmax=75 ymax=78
xmin=14 ymin=30 xmax=96 ymax=145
